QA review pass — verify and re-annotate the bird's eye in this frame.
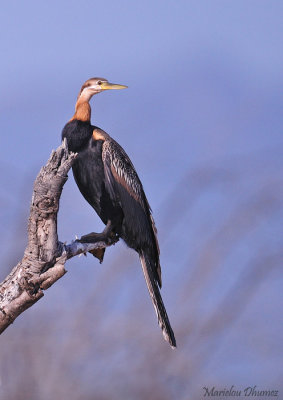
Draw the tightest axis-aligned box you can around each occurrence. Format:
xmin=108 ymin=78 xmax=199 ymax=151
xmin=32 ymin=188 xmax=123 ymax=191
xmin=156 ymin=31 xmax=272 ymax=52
xmin=97 ymin=81 xmax=102 ymax=85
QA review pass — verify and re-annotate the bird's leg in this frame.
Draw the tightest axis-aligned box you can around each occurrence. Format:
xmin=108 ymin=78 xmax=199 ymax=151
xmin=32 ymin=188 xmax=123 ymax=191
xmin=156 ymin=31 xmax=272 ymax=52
xmin=77 ymin=221 xmax=118 ymax=263
xmin=102 ymin=220 xmax=115 ymax=237
xmin=78 ymin=220 xmax=118 ymax=244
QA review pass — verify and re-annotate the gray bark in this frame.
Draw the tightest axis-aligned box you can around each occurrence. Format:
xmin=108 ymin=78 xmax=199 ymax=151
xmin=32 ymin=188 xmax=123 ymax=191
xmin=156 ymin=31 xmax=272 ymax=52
xmin=0 ymin=140 xmax=117 ymax=334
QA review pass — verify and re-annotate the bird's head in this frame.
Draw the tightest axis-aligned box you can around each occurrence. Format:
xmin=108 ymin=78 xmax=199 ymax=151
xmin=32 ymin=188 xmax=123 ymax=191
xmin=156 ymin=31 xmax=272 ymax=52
xmin=78 ymin=77 xmax=127 ymax=101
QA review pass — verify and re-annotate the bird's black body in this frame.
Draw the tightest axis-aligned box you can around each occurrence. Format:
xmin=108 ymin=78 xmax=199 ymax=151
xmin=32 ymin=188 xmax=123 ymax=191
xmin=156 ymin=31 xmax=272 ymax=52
xmin=61 ymin=119 xmax=92 ymax=152
xmin=61 ymin=77 xmax=176 ymax=347
xmin=62 ymin=120 xmax=160 ymax=281
xmin=62 ymin=120 xmax=121 ymax=230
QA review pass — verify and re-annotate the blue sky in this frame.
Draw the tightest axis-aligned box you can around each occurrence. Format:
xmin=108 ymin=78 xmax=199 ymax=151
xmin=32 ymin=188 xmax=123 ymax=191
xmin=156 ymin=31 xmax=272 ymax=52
xmin=0 ymin=1 xmax=282 ymax=398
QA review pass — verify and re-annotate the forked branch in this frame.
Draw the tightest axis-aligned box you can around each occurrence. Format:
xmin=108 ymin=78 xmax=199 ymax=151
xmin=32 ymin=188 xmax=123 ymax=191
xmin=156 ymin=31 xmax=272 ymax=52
xmin=0 ymin=140 xmax=117 ymax=334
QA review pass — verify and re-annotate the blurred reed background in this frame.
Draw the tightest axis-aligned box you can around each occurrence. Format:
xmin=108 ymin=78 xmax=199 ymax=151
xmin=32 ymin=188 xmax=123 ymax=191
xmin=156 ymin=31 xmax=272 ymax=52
xmin=0 ymin=1 xmax=282 ymax=399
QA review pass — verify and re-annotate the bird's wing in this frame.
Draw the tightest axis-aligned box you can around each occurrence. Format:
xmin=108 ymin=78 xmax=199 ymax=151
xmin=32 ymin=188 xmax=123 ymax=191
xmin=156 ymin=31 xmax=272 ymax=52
xmin=101 ymin=138 xmax=162 ymax=286
xmin=102 ymin=139 xmax=147 ymax=210
xmin=101 ymin=137 xmax=177 ymax=347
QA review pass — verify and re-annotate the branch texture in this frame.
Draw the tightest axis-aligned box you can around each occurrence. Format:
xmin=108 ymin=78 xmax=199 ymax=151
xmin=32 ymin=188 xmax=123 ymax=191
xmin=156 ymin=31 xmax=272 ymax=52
xmin=0 ymin=140 xmax=117 ymax=334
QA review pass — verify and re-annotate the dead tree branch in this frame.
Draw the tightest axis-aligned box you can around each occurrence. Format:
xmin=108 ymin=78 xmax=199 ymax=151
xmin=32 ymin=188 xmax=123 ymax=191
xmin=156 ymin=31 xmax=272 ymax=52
xmin=0 ymin=140 xmax=117 ymax=334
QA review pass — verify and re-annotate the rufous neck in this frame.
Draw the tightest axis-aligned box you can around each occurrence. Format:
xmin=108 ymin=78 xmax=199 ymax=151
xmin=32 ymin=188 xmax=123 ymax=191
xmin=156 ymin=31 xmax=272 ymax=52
xmin=71 ymin=97 xmax=91 ymax=122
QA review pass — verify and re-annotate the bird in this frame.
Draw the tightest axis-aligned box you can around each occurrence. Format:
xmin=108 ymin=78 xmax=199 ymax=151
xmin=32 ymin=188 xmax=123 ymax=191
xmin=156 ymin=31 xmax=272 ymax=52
xmin=61 ymin=77 xmax=176 ymax=348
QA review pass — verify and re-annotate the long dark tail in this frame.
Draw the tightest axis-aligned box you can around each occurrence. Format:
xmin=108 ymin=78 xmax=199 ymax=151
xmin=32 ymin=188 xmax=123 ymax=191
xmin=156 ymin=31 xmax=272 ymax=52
xmin=139 ymin=251 xmax=176 ymax=348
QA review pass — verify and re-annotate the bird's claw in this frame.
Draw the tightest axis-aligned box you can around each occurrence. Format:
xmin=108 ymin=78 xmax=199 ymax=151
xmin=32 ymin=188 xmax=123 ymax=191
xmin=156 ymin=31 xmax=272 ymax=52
xmin=78 ymin=224 xmax=119 ymax=245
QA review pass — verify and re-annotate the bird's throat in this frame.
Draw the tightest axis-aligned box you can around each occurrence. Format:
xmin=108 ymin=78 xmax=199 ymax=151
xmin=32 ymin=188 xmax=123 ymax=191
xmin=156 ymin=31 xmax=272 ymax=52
xmin=71 ymin=99 xmax=91 ymax=122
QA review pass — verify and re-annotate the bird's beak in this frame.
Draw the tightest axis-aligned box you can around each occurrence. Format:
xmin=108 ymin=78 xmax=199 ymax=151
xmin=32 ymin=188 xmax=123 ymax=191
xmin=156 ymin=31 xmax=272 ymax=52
xmin=100 ymin=82 xmax=128 ymax=90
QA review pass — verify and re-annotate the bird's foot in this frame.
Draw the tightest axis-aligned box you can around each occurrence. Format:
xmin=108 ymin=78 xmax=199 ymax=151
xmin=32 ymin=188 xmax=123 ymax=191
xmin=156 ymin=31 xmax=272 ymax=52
xmin=78 ymin=225 xmax=119 ymax=246
xmin=77 ymin=228 xmax=118 ymax=263
xmin=78 ymin=231 xmax=108 ymax=243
